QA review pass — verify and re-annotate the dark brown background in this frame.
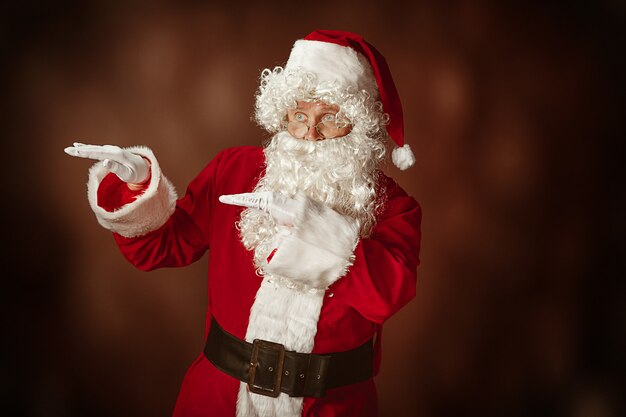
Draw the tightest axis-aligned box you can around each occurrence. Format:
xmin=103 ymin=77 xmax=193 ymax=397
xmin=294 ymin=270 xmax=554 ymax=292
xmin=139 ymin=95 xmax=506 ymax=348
xmin=2 ymin=1 xmax=624 ymax=416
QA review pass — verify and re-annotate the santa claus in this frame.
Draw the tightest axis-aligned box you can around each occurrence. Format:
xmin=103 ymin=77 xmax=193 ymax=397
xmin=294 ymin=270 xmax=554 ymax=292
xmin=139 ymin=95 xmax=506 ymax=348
xmin=65 ymin=30 xmax=421 ymax=417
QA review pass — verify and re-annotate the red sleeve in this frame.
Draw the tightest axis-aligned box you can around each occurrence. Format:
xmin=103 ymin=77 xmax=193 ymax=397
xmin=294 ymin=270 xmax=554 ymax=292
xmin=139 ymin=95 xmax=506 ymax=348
xmin=108 ymin=152 xmax=224 ymax=271
xmin=331 ymin=176 xmax=422 ymax=325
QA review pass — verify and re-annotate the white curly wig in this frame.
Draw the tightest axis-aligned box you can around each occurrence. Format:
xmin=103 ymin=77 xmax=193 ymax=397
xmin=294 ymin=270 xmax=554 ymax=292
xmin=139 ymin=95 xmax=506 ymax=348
xmin=254 ymin=67 xmax=390 ymax=143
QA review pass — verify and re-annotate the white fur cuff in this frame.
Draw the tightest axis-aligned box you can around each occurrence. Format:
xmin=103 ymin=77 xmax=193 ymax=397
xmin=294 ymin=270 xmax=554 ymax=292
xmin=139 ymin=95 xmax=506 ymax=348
xmin=264 ymin=201 xmax=359 ymax=289
xmin=87 ymin=146 xmax=178 ymax=238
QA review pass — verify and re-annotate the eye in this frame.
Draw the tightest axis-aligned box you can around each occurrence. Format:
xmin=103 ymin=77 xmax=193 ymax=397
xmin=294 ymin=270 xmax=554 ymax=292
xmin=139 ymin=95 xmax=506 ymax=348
xmin=294 ymin=112 xmax=307 ymax=122
xmin=322 ymin=113 xmax=336 ymax=123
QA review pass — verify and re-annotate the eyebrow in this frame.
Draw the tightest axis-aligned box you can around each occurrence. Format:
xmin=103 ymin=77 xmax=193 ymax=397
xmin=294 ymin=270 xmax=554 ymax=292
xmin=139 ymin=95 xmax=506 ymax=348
xmin=295 ymin=105 xmax=337 ymax=111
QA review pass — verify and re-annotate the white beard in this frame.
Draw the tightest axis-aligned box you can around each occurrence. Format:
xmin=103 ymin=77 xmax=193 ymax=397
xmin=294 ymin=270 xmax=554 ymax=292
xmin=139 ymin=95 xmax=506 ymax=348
xmin=238 ymin=130 xmax=384 ymax=273
xmin=234 ymin=131 xmax=384 ymax=417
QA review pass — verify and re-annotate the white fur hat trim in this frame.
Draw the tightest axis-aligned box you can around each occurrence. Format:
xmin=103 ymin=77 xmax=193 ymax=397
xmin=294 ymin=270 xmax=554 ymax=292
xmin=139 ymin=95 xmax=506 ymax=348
xmin=285 ymin=40 xmax=378 ymax=96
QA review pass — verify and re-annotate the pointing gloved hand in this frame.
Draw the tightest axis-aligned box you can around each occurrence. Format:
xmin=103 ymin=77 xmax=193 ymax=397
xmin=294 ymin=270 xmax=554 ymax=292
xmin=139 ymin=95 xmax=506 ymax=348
xmin=219 ymin=191 xmax=359 ymax=289
xmin=64 ymin=143 xmax=150 ymax=184
xmin=218 ymin=191 xmax=305 ymax=226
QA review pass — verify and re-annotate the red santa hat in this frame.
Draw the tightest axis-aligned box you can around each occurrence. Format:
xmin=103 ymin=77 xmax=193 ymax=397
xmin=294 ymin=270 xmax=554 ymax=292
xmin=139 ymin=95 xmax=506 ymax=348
xmin=284 ymin=30 xmax=416 ymax=170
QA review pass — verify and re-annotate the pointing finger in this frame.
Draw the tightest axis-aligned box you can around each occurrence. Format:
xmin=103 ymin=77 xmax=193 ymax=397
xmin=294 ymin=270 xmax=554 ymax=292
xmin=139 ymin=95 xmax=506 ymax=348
xmin=218 ymin=192 xmax=273 ymax=212
xmin=218 ymin=192 xmax=300 ymax=226
xmin=64 ymin=145 xmax=121 ymax=162
xmin=64 ymin=147 xmax=79 ymax=157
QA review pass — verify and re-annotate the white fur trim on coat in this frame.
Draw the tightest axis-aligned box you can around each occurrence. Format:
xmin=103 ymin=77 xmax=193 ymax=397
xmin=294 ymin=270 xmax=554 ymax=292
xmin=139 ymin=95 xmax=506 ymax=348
xmin=236 ymin=198 xmax=359 ymax=417
xmin=263 ymin=198 xmax=359 ymax=290
xmin=237 ymin=278 xmax=326 ymax=417
xmin=87 ymin=146 xmax=178 ymax=238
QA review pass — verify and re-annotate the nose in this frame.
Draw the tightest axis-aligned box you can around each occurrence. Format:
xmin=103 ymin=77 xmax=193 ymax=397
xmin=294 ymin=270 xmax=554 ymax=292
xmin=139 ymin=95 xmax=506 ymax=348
xmin=304 ymin=124 xmax=323 ymax=141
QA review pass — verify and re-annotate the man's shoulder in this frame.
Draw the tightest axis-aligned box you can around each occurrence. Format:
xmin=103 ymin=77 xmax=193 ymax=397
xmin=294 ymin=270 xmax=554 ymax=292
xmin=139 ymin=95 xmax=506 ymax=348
xmin=376 ymin=170 xmax=408 ymax=199
xmin=210 ymin=146 xmax=265 ymax=173
xmin=216 ymin=145 xmax=264 ymax=162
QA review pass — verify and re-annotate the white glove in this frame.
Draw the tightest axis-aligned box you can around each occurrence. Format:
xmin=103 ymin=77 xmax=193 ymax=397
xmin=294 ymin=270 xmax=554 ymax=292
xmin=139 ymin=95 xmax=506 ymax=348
xmin=218 ymin=191 xmax=305 ymax=226
xmin=220 ymin=191 xmax=359 ymax=289
xmin=64 ymin=142 xmax=150 ymax=184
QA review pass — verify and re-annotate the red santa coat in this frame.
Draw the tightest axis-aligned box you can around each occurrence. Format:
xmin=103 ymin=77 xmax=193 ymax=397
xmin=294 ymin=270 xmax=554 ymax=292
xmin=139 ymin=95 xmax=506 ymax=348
xmin=89 ymin=145 xmax=421 ymax=417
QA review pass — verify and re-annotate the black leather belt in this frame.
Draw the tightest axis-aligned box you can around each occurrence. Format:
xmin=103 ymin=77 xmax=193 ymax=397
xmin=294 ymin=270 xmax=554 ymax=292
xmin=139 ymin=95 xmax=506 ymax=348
xmin=203 ymin=318 xmax=373 ymax=398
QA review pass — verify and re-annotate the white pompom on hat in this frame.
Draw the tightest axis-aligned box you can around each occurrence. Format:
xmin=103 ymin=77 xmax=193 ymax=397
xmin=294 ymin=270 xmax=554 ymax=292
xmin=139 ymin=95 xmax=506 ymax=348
xmin=284 ymin=30 xmax=415 ymax=170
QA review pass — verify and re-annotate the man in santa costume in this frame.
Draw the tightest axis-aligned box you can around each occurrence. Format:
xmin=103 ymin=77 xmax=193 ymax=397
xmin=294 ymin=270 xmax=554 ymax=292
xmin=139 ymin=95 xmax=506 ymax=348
xmin=65 ymin=30 xmax=421 ymax=417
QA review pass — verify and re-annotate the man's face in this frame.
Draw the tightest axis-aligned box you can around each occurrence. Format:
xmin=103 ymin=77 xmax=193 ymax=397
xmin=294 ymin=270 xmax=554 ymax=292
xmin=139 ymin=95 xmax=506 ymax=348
xmin=286 ymin=101 xmax=352 ymax=141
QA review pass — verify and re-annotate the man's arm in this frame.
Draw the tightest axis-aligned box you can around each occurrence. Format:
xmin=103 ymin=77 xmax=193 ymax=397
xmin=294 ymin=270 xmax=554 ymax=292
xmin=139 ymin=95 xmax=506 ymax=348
xmin=78 ymin=145 xmax=224 ymax=271
xmin=111 ymin=155 xmax=229 ymax=272
xmin=332 ymin=182 xmax=422 ymax=324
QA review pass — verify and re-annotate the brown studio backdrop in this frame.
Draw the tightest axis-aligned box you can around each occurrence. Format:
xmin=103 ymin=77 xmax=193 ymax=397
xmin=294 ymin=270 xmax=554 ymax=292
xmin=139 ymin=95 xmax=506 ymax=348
xmin=2 ymin=1 xmax=624 ymax=417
